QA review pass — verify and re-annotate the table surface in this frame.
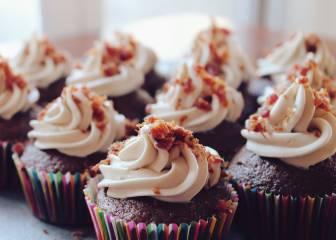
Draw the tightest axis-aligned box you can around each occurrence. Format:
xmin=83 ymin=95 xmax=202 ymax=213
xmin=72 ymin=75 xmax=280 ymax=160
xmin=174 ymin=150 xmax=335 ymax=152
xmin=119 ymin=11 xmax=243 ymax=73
xmin=1 ymin=17 xmax=336 ymax=240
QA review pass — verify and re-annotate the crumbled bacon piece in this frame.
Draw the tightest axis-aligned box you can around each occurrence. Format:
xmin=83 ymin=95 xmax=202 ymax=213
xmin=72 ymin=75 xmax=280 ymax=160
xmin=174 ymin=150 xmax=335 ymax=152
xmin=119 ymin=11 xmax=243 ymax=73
xmin=182 ymin=78 xmax=195 ymax=93
xmin=305 ymin=34 xmax=320 ymax=53
xmin=179 ymin=115 xmax=188 ymax=124
xmin=299 ymin=77 xmax=309 ymax=84
xmin=152 ymin=187 xmax=161 ymax=195
xmin=313 ymin=88 xmax=331 ymax=111
xmin=205 ymin=62 xmax=221 ymax=76
xmin=247 ymin=114 xmax=266 ymax=132
xmin=195 ymin=96 xmax=212 ymax=111
xmin=267 ymin=93 xmax=278 ymax=105
xmin=0 ymin=60 xmax=27 ymax=90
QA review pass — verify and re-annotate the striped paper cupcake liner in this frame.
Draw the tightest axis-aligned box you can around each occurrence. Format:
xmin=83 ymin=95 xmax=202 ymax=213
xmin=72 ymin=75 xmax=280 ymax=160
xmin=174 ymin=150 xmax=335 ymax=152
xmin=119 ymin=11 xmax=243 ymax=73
xmin=84 ymin=177 xmax=239 ymax=240
xmin=0 ymin=141 xmax=15 ymax=189
xmin=13 ymin=153 xmax=91 ymax=225
xmin=233 ymin=182 xmax=336 ymax=240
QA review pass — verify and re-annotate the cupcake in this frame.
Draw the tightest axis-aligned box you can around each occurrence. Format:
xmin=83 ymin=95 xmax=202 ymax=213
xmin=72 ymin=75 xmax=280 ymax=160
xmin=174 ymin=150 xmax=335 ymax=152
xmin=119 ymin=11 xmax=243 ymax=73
xmin=13 ymin=86 xmax=132 ymax=225
xmin=190 ymin=22 xmax=257 ymax=121
xmin=259 ymin=56 xmax=336 ymax=106
xmin=0 ymin=58 xmax=39 ymax=188
xmin=147 ymin=64 xmax=245 ymax=159
xmin=258 ymin=32 xmax=336 ymax=83
xmin=227 ymin=75 xmax=336 ymax=239
xmin=84 ymin=118 xmax=238 ymax=240
xmin=66 ymin=32 xmax=160 ymax=120
xmin=11 ymin=34 xmax=71 ymax=103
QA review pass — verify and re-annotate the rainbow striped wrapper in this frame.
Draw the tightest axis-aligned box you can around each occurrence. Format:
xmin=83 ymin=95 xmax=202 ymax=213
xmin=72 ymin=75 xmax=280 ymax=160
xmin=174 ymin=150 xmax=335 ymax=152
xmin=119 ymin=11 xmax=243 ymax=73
xmin=84 ymin=177 xmax=239 ymax=240
xmin=233 ymin=182 xmax=336 ymax=240
xmin=0 ymin=141 xmax=15 ymax=189
xmin=13 ymin=153 xmax=91 ymax=225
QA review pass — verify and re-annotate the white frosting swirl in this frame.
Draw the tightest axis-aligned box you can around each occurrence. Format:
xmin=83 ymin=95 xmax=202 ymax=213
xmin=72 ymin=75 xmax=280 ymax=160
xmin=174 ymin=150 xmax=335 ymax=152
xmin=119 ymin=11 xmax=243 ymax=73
xmin=0 ymin=59 xmax=39 ymax=120
xmin=242 ymin=78 xmax=336 ymax=168
xmin=66 ymin=33 xmax=157 ymax=97
xmin=147 ymin=64 xmax=244 ymax=132
xmin=11 ymin=34 xmax=71 ymax=88
xmin=258 ymin=32 xmax=336 ymax=80
xmin=191 ymin=24 xmax=253 ymax=89
xmin=28 ymin=86 xmax=126 ymax=157
xmin=98 ymin=120 xmax=222 ymax=202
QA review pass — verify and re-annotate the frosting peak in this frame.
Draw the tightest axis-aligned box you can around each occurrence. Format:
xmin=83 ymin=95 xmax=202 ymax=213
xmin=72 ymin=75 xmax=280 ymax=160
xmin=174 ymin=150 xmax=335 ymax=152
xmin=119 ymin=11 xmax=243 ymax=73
xmin=147 ymin=64 xmax=244 ymax=132
xmin=66 ymin=32 xmax=157 ymax=97
xmin=11 ymin=34 xmax=71 ymax=88
xmin=0 ymin=58 xmax=39 ymax=119
xmin=242 ymin=75 xmax=336 ymax=168
xmin=98 ymin=118 xmax=223 ymax=202
xmin=258 ymin=32 xmax=336 ymax=79
xmin=191 ymin=23 xmax=253 ymax=89
xmin=28 ymin=86 xmax=126 ymax=157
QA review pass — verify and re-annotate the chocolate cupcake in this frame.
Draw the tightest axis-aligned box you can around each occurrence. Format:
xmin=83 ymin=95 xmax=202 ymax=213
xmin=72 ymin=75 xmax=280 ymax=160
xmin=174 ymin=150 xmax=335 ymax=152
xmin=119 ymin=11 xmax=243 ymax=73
xmin=13 ymin=86 xmax=132 ymax=225
xmin=147 ymin=63 xmax=245 ymax=159
xmin=84 ymin=118 xmax=238 ymax=240
xmin=66 ymin=32 xmax=160 ymax=120
xmin=11 ymin=34 xmax=71 ymax=103
xmin=0 ymin=58 xmax=39 ymax=188
xmin=258 ymin=32 xmax=336 ymax=83
xmin=227 ymin=75 xmax=336 ymax=239
xmin=190 ymin=22 xmax=257 ymax=121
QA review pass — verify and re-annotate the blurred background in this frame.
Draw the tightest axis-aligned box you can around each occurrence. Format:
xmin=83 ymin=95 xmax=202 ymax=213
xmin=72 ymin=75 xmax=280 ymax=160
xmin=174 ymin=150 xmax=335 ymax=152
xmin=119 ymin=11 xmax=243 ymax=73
xmin=0 ymin=0 xmax=334 ymax=61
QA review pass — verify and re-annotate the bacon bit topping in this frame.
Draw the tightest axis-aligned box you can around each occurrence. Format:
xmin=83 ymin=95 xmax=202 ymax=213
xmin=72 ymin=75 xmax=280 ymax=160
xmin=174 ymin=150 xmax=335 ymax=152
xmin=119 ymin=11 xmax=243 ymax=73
xmin=247 ymin=114 xmax=266 ymax=132
xmin=313 ymin=88 xmax=332 ymax=111
xmin=299 ymin=77 xmax=309 ymax=84
xmin=91 ymin=95 xmax=107 ymax=131
xmin=152 ymin=187 xmax=161 ymax=195
xmin=72 ymin=95 xmax=81 ymax=105
xmin=195 ymin=96 xmax=212 ymax=111
xmin=179 ymin=115 xmax=188 ymax=124
xmin=261 ymin=109 xmax=270 ymax=118
xmin=91 ymin=158 xmax=111 ymax=174
xmin=39 ymin=38 xmax=66 ymax=64
xmin=99 ymin=36 xmax=137 ymax=76
xmin=182 ymin=78 xmax=195 ymax=93
xmin=0 ymin=60 xmax=27 ymax=91
xmin=267 ymin=93 xmax=278 ymax=105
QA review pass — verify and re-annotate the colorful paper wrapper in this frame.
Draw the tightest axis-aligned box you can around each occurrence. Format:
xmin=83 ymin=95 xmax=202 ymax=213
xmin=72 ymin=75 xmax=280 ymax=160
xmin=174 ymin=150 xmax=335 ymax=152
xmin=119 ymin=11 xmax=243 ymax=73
xmin=233 ymin=181 xmax=336 ymax=240
xmin=84 ymin=177 xmax=239 ymax=240
xmin=13 ymin=153 xmax=91 ymax=225
xmin=0 ymin=141 xmax=16 ymax=189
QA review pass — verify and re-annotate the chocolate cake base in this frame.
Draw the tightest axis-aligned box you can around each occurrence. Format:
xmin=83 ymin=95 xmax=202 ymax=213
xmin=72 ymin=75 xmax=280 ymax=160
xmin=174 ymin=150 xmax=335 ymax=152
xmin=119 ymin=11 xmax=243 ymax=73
xmin=142 ymin=70 xmax=167 ymax=97
xmin=96 ymin=179 xmax=232 ymax=224
xmin=227 ymin=147 xmax=336 ymax=196
xmin=194 ymin=121 xmax=245 ymax=160
xmin=19 ymin=142 xmax=105 ymax=174
xmin=0 ymin=106 xmax=41 ymax=142
xmin=111 ymin=89 xmax=153 ymax=121
xmin=38 ymin=77 xmax=66 ymax=104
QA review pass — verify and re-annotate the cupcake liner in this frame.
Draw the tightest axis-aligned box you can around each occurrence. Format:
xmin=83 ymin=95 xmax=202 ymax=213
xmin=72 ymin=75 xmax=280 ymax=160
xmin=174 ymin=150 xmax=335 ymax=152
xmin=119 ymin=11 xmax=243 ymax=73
xmin=13 ymin=153 xmax=91 ymax=225
xmin=233 ymin=182 xmax=336 ymax=240
xmin=84 ymin=177 xmax=239 ymax=240
xmin=0 ymin=141 xmax=15 ymax=189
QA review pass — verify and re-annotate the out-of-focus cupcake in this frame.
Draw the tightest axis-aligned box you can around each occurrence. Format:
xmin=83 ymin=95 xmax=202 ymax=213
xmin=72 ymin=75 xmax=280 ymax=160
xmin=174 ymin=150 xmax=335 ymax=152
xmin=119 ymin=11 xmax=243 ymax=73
xmin=147 ymin=64 xmax=245 ymax=159
xmin=227 ymin=75 xmax=336 ymax=239
xmin=66 ymin=32 xmax=160 ymax=120
xmin=190 ymin=22 xmax=256 ymax=121
xmin=258 ymin=32 xmax=336 ymax=82
xmin=11 ymin=34 xmax=71 ymax=103
xmin=0 ymin=58 xmax=39 ymax=188
xmin=84 ymin=117 xmax=238 ymax=240
xmin=13 ymin=86 xmax=133 ymax=225
xmin=259 ymin=56 xmax=336 ymax=106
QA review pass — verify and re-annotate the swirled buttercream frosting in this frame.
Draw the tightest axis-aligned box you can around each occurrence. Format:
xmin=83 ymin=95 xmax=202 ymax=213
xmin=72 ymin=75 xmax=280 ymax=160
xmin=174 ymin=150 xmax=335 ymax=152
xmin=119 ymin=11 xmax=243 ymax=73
xmin=28 ymin=86 xmax=126 ymax=157
xmin=258 ymin=32 xmax=336 ymax=80
xmin=98 ymin=117 xmax=224 ymax=202
xmin=242 ymin=74 xmax=336 ymax=168
xmin=147 ymin=64 xmax=244 ymax=132
xmin=191 ymin=23 xmax=253 ymax=89
xmin=11 ymin=34 xmax=71 ymax=88
xmin=66 ymin=32 xmax=157 ymax=97
xmin=0 ymin=58 xmax=39 ymax=120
